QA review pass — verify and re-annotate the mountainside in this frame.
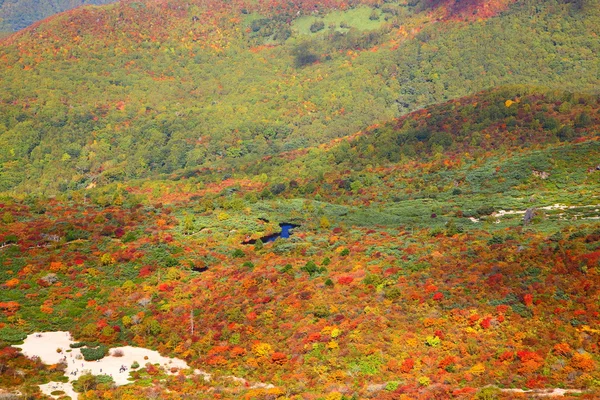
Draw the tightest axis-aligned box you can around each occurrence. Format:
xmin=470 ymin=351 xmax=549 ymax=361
xmin=0 ymin=0 xmax=115 ymax=32
xmin=0 ymin=0 xmax=599 ymax=193
xmin=1 ymin=0 xmax=600 ymax=398
xmin=236 ymin=85 xmax=600 ymax=210
xmin=1 ymin=87 xmax=599 ymax=398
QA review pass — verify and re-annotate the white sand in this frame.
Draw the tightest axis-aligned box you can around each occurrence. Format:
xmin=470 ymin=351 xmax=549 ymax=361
xmin=15 ymin=331 xmax=193 ymax=399
xmin=501 ymin=388 xmax=584 ymax=397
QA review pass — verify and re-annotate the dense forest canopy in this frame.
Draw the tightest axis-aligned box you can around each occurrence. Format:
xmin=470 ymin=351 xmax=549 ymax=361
xmin=0 ymin=0 xmax=599 ymax=193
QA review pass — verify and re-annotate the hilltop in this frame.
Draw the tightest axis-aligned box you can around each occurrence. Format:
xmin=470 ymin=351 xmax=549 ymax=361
xmin=0 ymin=0 xmax=599 ymax=193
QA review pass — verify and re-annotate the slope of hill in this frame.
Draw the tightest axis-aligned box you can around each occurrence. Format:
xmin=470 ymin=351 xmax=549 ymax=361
xmin=0 ymin=0 xmax=599 ymax=193
xmin=0 ymin=0 xmax=599 ymax=396
xmin=0 ymin=0 xmax=115 ymax=32
xmin=0 ymin=87 xmax=599 ymax=398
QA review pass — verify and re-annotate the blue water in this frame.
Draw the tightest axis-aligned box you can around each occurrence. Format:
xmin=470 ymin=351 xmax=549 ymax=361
xmin=265 ymin=223 xmax=296 ymax=242
xmin=244 ymin=223 xmax=299 ymax=244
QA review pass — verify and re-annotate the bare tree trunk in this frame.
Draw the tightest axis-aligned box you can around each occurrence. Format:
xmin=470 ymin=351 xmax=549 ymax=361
xmin=190 ymin=308 xmax=194 ymax=336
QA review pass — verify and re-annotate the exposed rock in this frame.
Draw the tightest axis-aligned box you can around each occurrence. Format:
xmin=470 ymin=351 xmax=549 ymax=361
xmin=523 ymin=207 xmax=536 ymax=225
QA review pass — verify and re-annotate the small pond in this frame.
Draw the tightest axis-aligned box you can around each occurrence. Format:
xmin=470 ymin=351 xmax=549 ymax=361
xmin=244 ymin=223 xmax=299 ymax=244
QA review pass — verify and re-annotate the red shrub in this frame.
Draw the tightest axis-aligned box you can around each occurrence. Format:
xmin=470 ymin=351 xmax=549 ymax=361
xmin=480 ymin=317 xmax=492 ymax=329
xmin=138 ymin=265 xmax=153 ymax=277
xmin=271 ymin=352 xmax=287 ymax=364
xmin=400 ymin=358 xmax=414 ymax=373
xmin=337 ymin=276 xmax=354 ymax=285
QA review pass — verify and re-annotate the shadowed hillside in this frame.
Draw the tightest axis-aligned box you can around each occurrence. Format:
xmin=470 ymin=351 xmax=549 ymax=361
xmin=0 ymin=0 xmax=115 ymax=32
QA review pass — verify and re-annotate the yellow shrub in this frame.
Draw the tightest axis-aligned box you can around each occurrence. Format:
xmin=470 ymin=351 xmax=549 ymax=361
xmin=325 ymin=392 xmax=343 ymax=400
xmin=571 ymin=353 xmax=595 ymax=372
xmin=469 ymin=363 xmax=485 ymax=375
xmin=252 ymin=342 xmax=273 ymax=358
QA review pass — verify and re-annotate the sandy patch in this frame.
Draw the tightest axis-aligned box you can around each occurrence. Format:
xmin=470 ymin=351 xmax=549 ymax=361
xmin=491 ymin=204 xmax=600 ymax=222
xmin=14 ymin=331 xmax=194 ymax=399
xmin=500 ymin=388 xmax=584 ymax=397
xmin=493 ymin=209 xmax=526 ymax=217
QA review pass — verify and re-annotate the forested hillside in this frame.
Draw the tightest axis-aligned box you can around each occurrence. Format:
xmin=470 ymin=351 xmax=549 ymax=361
xmin=0 ymin=0 xmax=599 ymax=193
xmin=1 ymin=0 xmax=600 ymax=397
xmin=1 ymin=86 xmax=599 ymax=398
xmin=0 ymin=0 xmax=114 ymax=32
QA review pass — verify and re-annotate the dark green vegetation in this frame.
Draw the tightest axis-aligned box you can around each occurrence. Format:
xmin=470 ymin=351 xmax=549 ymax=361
xmin=0 ymin=0 xmax=115 ymax=32
xmin=0 ymin=0 xmax=599 ymax=192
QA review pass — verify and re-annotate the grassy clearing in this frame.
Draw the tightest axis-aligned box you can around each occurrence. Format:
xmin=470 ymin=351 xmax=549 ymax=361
xmin=292 ymin=6 xmax=385 ymax=35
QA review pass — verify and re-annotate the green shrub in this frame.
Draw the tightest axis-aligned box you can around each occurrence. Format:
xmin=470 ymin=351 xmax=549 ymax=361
xmin=4 ymin=234 xmax=18 ymax=243
xmin=574 ymin=112 xmax=592 ymax=128
xmin=384 ymin=287 xmax=402 ymax=300
xmin=487 ymin=235 xmax=504 ymax=245
xmin=349 ymin=354 xmax=383 ymax=375
xmin=0 ymin=327 xmax=27 ymax=343
xmin=80 ymin=345 xmax=108 ymax=361
xmin=363 ymin=274 xmax=383 ymax=286
xmin=278 ymin=264 xmax=293 ymax=273
xmin=475 ymin=386 xmax=501 ymax=400
xmin=476 ymin=206 xmax=495 ymax=216
xmin=301 ymin=261 xmax=325 ymax=277
xmin=70 ymin=342 xmax=86 ymax=348
xmin=121 ymin=231 xmax=139 ymax=243
xmin=309 ymin=20 xmax=325 ymax=33
xmin=312 ymin=305 xmax=331 ymax=318
xmin=232 ymin=249 xmax=245 ymax=258
xmin=511 ymin=303 xmax=533 ymax=318
xmin=72 ymin=373 xmax=113 ymax=392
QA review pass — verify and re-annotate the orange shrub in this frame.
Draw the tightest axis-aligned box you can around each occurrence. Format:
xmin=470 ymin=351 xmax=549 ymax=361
xmin=400 ymin=358 xmax=414 ymax=373
xmin=49 ymin=262 xmax=66 ymax=272
xmin=0 ymin=301 xmax=20 ymax=314
xmin=230 ymin=347 xmax=247 ymax=358
xmin=207 ymin=355 xmax=227 ymax=366
xmin=553 ymin=343 xmax=572 ymax=356
xmin=570 ymin=353 xmax=595 ymax=372
xmin=271 ymin=352 xmax=287 ymax=364
xmin=3 ymin=278 xmax=19 ymax=288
